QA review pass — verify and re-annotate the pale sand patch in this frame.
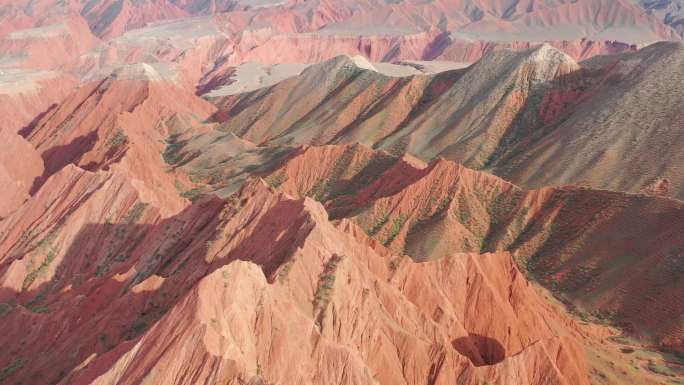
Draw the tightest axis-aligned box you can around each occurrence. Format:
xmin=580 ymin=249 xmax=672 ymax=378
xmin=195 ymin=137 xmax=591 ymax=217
xmin=204 ymin=62 xmax=309 ymax=97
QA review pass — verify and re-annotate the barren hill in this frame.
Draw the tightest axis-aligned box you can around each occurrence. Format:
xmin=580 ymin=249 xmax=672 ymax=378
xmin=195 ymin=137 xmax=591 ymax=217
xmin=1 ymin=3 xmax=683 ymax=385
xmin=259 ymin=143 xmax=684 ymax=356
xmin=212 ymin=42 xmax=684 ymax=198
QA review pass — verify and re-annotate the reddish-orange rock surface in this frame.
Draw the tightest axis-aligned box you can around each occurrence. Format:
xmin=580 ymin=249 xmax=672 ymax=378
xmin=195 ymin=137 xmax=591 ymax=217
xmin=0 ymin=128 xmax=44 ymax=218
xmin=1 ymin=3 xmax=683 ymax=385
xmin=0 ymin=174 xmax=601 ymax=385
xmin=262 ymin=143 xmax=684 ymax=357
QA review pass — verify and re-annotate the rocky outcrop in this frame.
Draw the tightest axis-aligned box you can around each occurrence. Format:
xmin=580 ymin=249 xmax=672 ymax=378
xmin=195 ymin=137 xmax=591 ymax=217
xmin=261 ymin=143 xmax=684 ymax=356
xmin=0 ymin=165 xmax=598 ymax=384
xmin=212 ymin=46 xmax=582 ymax=168
xmin=21 ymin=68 xmax=217 ymax=215
xmin=0 ymin=128 xmax=43 ymax=218
xmin=213 ymin=42 xmax=684 ymax=199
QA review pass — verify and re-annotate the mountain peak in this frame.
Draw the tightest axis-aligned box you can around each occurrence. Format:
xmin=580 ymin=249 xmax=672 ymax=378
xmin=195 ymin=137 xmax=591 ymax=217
xmin=527 ymin=43 xmax=579 ymax=67
xmin=109 ymin=63 xmax=167 ymax=82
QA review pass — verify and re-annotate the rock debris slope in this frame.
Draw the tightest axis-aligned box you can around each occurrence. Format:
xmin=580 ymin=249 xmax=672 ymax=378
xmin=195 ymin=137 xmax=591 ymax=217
xmin=214 ymin=43 xmax=684 ymax=198
xmin=259 ymin=143 xmax=684 ymax=357
xmin=1 ymin=175 xmax=595 ymax=385
xmin=0 ymin=4 xmax=683 ymax=385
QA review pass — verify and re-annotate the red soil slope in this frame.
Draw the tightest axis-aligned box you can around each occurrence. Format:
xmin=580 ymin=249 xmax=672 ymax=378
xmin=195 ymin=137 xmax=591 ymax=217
xmin=21 ymin=65 xmax=217 ymax=215
xmin=0 ymin=128 xmax=43 ymax=218
xmin=0 ymin=171 xmax=606 ymax=385
xmin=262 ymin=143 xmax=684 ymax=355
xmin=213 ymin=42 xmax=684 ymax=199
xmin=0 ymin=3 xmax=682 ymax=384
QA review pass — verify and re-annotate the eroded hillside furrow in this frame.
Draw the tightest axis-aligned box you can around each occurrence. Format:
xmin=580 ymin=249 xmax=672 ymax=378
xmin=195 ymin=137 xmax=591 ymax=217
xmin=259 ymin=143 xmax=684 ymax=359
xmin=1 ymin=21 xmax=683 ymax=385
xmin=0 ymin=165 xmax=612 ymax=385
xmin=209 ymin=43 xmax=684 ymax=199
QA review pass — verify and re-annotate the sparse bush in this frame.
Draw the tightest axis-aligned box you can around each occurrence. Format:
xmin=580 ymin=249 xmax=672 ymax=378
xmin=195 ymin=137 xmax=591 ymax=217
xmin=162 ymin=134 xmax=185 ymax=165
xmin=23 ymin=249 xmax=57 ymax=289
xmin=0 ymin=358 xmax=25 ymax=382
xmin=27 ymin=305 xmax=50 ymax=313
xmin=107 ymin=131 xmax=128 ymax=148
xmin=367 ymin=214 xmax=389 ymax=236
xmin=131 ymin=318 xmax=147 ymax=335
xmin=278 ymin=260 xmax=294 ymax=282
xmin=113 ymin=254 xmax=129 ymax=262
xmin=384 ymin=214 xmax=407 ymax=245
xmin=0 ymin=303 xmax=12 ymax=317
xmin=95 ymin=264 xmax=109 ymax=277
xmin=647 ymin=361 xmax=676 ymax=377
xmin=388 ymin=256 xmax=403 ymax=272
xmin=265 ymin=172 xmax=287 ymax=188
xmin=124 ymin=203 xmax=148 ymax=224
xmin=181 ymin=188 xmax=203 ymax=202
xmin=437 ymin=196 xmax=452 ymax=212
xmin=313 ymin=255 xmax=344 ymax=328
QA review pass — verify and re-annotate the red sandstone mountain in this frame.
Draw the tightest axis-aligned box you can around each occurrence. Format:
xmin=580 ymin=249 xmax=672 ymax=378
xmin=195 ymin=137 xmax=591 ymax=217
xmin=1 ymin=2 xmax=684 ymax=385
xmin=0 ymin=0 xmax=680 ymax=90
xmin=259 ymin=144 xmax=684 ymax=356
xmin=0 ymin=164 xmax=652 ymax=385
xmin=1 ymin=1 xmax=680 ymax=140
xmin=19 ymin=64 xmax=217 ymax=215
xmin=212 ymin=43 xmax=684 ymax=199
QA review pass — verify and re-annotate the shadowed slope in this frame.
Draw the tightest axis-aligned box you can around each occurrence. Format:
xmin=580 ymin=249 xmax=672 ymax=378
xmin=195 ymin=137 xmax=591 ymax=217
xmin=0 ymin=161 xmax=603 ymax=385
xmin=213 ymin=42 xmax=684 ymax=198
xmin=261 ymin=143 xmax=684 ymax=355
xmin=0 ymin=128 xmax=43 ymax=218
xmin=497 ymin=42 xmax=684 ymax=197
xmin=212 ymin=45 xmax=579 ymax=168
xmin=22 ymin=66 xmax=218 ymax=215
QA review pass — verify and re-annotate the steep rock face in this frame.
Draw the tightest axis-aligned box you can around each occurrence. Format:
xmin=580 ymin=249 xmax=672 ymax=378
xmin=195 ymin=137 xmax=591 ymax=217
xmin=0 ymin=170 xmax=599 ymax=385
xmin=213 ymin=45 xmax=580 ymax=169
xmin=502 ymin=187 xmax=684 ymax=355
xmin=0 ymin=165 xmax=151 ymax=296
xmin=22 ymin=68 xmax=218 ymax=215
xmin=213 ymin=42 xmax=684 ymax=198
xmin=55 ymin=181 xmax=593 ymax=385
xmin=378 ymin=44 xmax=580 ymax=167
xmin=73 ymin=252 xmax=592 ymax=385
xmin=497 ymin=42 xmax=684 ymax=198
xmin=261 ymin=143 xmax=684 ymax=355
xmin=0 ymin=70 xmax=79 ymax=134
xmin=0 ymin=17 xmax=99 ymax=70
xmin=264 ymin=144 xmax=524 ymax=259
xmin=265 ymin=143 xmax=407 ymax=203
xmin=79 ymin=0 xmax=189 ymax=38
xmin=0 ymin=128 xmax=43 ymax=218
xmin=87 ymin=16 xmax=234 ymax=88
xmin=0 ymin=165 xmax=200 ymax=384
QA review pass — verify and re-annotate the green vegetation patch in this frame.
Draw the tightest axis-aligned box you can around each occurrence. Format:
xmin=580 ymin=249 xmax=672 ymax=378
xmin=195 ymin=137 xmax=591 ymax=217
xmin=384 ymin=213 xmax=408 ymax=246
xmin=313 ymin=254 xmax=344 ymax=329
xmin=106 ymin=131 xmax=128 ymax=148
xmin=23 ymin=248 xmax=57 ymax=290
xmin=124 ymin=202 xmax=149 ymax=224
xmin=0 ymin=358 xmax=25 ymax=382
xmin=162 ymin=134 xmax=186 ymax=165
